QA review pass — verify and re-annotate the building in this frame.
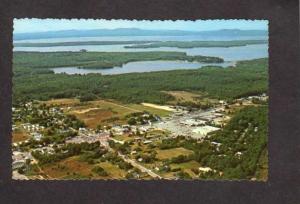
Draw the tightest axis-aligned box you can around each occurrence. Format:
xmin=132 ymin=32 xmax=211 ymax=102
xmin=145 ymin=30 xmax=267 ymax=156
xmin=199 ymin=167 xmax=213 ymax=173
xmin=180 ymin=119 xmax=206 ymax=126
xmin=192 ymin=125 xmax=220 ymax=136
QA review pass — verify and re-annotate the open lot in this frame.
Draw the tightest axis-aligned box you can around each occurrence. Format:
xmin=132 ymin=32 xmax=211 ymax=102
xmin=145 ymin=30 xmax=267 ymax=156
xmin=156 ymin=147 xmax=194 ymax=160
xmin=12 ymin=130 xmax=29 ymax=143
xmin=96 ymin=161 xmax=127 ymax=179
xmin=42 ymin=156 xmax=94 ymax=179
xmin=44 ymin=99 xmax=172 ymax=128
xmin=164 ymin=91 xmax=218 ymax=105
xmin=127 ymin=104 xmax=171 ymax=117
xmin=170 ymin=160 xmax=201 ymax=177
xmin=113 ymin=134 xmax=134 ymax=142
xmin=41 ymin=156 xmax=127 ymax=179
xmin=43 ymin=98 xmax=80 ymax=106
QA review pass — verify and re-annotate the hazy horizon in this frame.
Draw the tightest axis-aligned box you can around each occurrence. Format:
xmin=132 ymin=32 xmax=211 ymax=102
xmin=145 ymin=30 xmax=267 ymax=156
xmin=14 ymin=19 xmax=268 ymax=34
xmin=14 ymin=27 xmax=268 ymax=34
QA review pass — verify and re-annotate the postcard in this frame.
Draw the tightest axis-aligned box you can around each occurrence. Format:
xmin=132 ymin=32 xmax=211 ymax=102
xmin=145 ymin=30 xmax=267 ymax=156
xmin=11 ymin=19 xmax=269 ymax=181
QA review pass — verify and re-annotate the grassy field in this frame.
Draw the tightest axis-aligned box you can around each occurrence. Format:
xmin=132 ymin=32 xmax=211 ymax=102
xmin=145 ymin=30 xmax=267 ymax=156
xmin=41 ymin=156 xmax=127 ymax=179
xmin=156 ymin=147 xmax=194 ymax=160
xmin=44 ymin=99 xmax=139 ymax=128
xmin=170 ymin=160 xmax=201 ymax=177
xmin=43 ymin=98 xmax=81 ymax=106
xmin=164 ymin=90 xmax=218 ymax=105
xmin=43 ymin=99 xmax=171 ymax=128
xmin=96 ymin=161 xmax=127 ymax=179
xmin=42 ymin=156 xmax=95 ymax=179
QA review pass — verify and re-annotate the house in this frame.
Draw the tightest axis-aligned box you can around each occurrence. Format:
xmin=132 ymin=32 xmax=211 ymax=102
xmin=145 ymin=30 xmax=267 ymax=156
xmin=199 ymin=167 xmax=213 ymax=173
xmin=235 ymin=151 xmax=243 ymax=159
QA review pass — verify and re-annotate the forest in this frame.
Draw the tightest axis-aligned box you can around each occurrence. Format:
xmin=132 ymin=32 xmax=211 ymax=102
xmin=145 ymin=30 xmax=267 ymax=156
xmin=158 ymin=105 xmax=268 ymax=180
xmin=13 ymin=51 xmax=223 ymax=69
xmin=13 ymin=51 xmax=268 ymax=104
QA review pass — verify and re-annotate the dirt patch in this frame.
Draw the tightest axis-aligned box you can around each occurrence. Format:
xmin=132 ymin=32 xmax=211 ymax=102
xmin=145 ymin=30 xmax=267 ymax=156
xmin=141 ymin=103 xmax=176 ymax=112
xmin=43 ymin=98 xmax=80 ymax=106
xmin=42 ymin=156 xmax=94 ymax=179
xmin=12 ymin=130 xmax=29 ymax=143
xmin=71 ymin=109 xmax=115 ymax=128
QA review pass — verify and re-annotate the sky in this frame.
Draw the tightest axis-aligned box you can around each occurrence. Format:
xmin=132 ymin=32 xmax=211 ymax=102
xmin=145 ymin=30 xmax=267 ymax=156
xmin=14 ymin=19 xmax=268 ymax=33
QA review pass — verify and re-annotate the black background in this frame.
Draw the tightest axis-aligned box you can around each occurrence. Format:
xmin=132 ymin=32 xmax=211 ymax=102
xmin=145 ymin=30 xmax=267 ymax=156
xmin=0 ymin=0 xmax=299 ymax=203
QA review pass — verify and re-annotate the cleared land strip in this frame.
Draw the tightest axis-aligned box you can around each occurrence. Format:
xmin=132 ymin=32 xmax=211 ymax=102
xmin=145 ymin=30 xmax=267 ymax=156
xmin=118 ymin=153 xmax=162 ymax=179
xmin=104 ymin=101 xmax=142 ymax=112
xmin=141 ymin=103 xmax=176 ymax=112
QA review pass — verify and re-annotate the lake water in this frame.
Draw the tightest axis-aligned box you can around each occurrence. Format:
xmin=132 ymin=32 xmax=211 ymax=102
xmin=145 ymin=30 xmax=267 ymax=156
xmin=14 ymin=35 xmax=268 ymax=75
xmin=51 ymin=60 xmax=235 ymax=75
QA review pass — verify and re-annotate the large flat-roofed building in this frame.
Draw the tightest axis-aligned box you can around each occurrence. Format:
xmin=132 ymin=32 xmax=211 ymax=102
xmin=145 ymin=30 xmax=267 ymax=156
xmin=192 ymin=125 xmax=220 ymax=136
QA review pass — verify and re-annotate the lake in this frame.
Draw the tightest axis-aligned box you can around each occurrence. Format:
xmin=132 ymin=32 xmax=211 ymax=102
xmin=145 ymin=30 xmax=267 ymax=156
xmin=14 ymin=35 xmax=268 ymax=75
xmin=51 ymin=60 xmax=235 ymax=75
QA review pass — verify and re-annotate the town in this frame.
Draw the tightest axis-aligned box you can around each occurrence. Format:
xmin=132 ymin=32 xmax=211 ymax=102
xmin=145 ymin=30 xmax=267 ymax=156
xmin=12 ymin=93 xmax=268 ymax=180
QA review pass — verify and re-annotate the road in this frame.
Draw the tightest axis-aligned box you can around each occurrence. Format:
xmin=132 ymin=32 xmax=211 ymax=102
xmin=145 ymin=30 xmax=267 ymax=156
xmin=117 ymin=152 xmax=162 ymax=179
xmin=105 ymin=101 xmax=141 ymax=112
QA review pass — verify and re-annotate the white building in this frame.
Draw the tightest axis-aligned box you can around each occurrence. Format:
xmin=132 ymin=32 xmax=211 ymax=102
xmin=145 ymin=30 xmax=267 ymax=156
xmin=192 ymin=125 xmax=220 ymax=136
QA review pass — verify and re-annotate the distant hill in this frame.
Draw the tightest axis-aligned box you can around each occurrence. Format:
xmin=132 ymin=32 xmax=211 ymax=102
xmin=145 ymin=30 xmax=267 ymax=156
xmin=13 ymin=28 xmax=268 ymax=40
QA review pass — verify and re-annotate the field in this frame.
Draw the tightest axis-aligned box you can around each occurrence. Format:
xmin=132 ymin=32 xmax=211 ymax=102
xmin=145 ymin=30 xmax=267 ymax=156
xmin=41 ymin=156 xmax=127 ymax=179
xmin=44 ymin=99 xmax=171 ymax=128
xmin=156 ymin=147 xmax=194 ymax=160
xmin=170 ymin=160 xmax=202 ymax=177
xmin=164 ymin=91 xmax=218 ymax=105
xmin=127 ymin=104 xmax=171 ymax=117
xmin=43 ymin=98 xmax=81 ymax=106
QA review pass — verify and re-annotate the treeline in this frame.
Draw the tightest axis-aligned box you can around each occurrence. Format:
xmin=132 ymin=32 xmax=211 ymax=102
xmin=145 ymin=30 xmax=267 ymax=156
xmin=124 ymin=40 xmax=268 ymax=49
xmin=13 ymin=57 xmax=268 ymax=104
xmin=14 ymin=41 xmax=157 ymax=47
xmin=13 ymin=51 xmax=223 ymax=70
